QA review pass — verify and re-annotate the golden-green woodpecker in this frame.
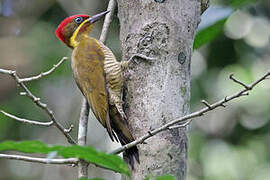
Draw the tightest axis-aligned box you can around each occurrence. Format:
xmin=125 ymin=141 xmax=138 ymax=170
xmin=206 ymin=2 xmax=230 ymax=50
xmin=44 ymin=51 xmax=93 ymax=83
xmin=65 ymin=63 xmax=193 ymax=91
xmin=55 ymin=11 xmax=139 ymax=168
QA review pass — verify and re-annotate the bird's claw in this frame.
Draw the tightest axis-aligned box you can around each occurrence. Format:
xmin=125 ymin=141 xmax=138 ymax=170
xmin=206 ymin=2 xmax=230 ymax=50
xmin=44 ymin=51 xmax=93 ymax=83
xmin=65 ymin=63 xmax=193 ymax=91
xmin=128 ymin=54 xmax=156 ymax=65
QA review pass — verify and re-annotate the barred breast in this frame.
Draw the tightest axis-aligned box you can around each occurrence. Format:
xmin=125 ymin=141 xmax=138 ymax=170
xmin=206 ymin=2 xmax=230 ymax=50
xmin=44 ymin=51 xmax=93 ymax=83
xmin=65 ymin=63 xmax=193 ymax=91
xmin=96 ymin=41 xmax=123 ymax=104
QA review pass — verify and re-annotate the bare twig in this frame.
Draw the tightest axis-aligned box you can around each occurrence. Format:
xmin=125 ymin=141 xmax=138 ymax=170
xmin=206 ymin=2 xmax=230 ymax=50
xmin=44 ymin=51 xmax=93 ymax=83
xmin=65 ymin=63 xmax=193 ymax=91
xmin=0 ymin=152 xmax=119 ymax=172
xmin=0 ymin=110 xmax=53 ymax=127
xmin=99 ymin=0 xmax=117 ymax=43
xmin=0 ymin=64 xmax=76 ymax=144
xmin=229 ymin=73 xmax=251 ymax=90
xmin=201 ymin=100 xmax=212 ymax=109
xmin=110 ymin=70 xmax=270 ymax=154
xmin=0 ymin=153 xmax=78 ymax=165
xmin=77 ymin=0 xmax=117 ymax=178
xmin=168 ymin=121 xmax=191 ymax=130
xmin=20 ymin=92 xmax=27 ymax=96
xmin=64 ymin=124 xmax=74 ymax=133
xmin=0 ymin=0 xmax=117 ymax=172
xmin=77 ymin=99 xmax=90 ymax=178
xmin=19 ymin=57 xmax=68 ymax=82
xmin=0 ymin=69 xmax=13 ymax=74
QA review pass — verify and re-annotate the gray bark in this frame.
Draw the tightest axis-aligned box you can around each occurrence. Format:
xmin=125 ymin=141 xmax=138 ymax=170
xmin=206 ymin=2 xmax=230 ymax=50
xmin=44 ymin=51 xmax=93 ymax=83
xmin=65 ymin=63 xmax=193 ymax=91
xmin=78 ymin=99 xmax=89 ymax=178
xmin=116 ymin=0 xmax=201 ymax=179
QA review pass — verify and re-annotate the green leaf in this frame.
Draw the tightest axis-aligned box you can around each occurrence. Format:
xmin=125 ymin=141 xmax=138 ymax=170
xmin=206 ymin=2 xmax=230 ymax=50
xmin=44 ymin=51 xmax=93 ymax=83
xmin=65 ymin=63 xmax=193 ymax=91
xmin=230 ymin=0 xmax=257 ymax=8
xmin=78 ymin=178 xmax=105 ymax=180
xmin=0 ymin=141 xmax=130 ymax=176
xmin=144 ymin=174 xmax=175 ymax=180
xmin=194 ymin=0 xmax=258 ymax=49
xmin=193 ymin=18 xmax=228 ymax=49
xmin=155 ymin=175 xmax=175 ymax=180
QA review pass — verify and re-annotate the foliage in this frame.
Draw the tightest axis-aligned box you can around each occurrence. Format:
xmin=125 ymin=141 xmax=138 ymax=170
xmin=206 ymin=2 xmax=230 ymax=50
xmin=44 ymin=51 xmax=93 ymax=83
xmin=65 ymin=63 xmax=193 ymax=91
xmin=0 ymin=141 xmax=130 ymax=176
xmin=230 ymin=0 xmax=257 ymax=8
xmin=78 ymin=178 xmax=105 ymax=180
xmin=0 ymin=0 xmax=268 ymax=179
xmin=194 ymin=18 xmax=228 ymax=49
xmin=189 ymin=0 xmax=270 ymax=180
xmin=144 ymin=175 xmax=175 ymax=180
xmin=194 ymin=0 xmax=259 ymax=49
xmin=78 ymin=174 xmax=175 ymax=180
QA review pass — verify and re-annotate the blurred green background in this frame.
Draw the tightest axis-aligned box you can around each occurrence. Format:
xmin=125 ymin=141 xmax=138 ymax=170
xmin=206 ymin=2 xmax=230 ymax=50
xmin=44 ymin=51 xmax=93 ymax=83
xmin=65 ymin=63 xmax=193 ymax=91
xmin=0 ymin=0 xmax=269 ymax=180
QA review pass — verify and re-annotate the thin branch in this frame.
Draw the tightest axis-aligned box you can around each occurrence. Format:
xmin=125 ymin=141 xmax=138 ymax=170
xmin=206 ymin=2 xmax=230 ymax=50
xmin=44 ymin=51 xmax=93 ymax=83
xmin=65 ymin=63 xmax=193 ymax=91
xmin=20 ymin=92 xmax=27 ymax=96
xmin=99 ymin=0 xmax=117 ymax=43
xmin=201 ymin=100 xmax=212 ymax=109
xmin=0 ymin=63 xmax=76 ymax=144
xmin=110 ymin=70 xmax=270 ymax=154
xmin=242 ymin=92 xmax=249 ymax=96
xmin=0 ymin=69 xmax=13 ymax=74
xmin=0 ymin=153 xmax=78 ymax=165
xmin=0 ymin=110 xmax=53 ymax=127
xmin=64 ymin=124 xmax=74 ymax=133
xmin=77 ymin=0 xmax=117 ymax=178
xmin=229 ymin=73 xmax=251 ymax=90
xmin=19 ymin=57 xmax=68 ymax=83
xmin=77 ymin=99 xmax=90 ymax=178
xmin=0 ymin=152 xmax=120 ymax=173
xmin=0 ymin=1 xmax=117 ymax=172
xmin=168 ymin=121 xmax=191 ymax=130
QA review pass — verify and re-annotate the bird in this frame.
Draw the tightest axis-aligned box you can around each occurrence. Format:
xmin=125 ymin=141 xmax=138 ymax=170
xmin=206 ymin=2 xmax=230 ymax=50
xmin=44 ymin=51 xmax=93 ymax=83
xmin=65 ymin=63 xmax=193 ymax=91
xmin=55 ymin=11 xmax=139 ymax=168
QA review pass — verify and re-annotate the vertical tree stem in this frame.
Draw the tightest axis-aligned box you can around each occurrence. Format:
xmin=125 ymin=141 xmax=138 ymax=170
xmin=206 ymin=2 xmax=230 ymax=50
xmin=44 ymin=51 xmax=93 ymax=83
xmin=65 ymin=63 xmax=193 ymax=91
xmin=116 ymin=0 xmax=201 ymax=179
xmin=78 ymin=98 xmax=90 ymax=178
xmin=100 ymin=0 xmax=117 ymax=43
xmin=77 ymin=0 xmax=116 ymax=179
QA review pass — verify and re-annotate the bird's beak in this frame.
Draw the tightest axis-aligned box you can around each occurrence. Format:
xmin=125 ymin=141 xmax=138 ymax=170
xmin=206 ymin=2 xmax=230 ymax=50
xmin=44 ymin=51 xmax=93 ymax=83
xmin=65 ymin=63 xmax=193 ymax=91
xmin=88 ymin=10 xmax=110 ymax=24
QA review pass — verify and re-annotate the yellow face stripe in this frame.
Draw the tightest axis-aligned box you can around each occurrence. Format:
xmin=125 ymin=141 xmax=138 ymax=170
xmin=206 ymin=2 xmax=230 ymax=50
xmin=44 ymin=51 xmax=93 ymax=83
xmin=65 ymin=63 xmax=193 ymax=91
xmin=70 ymin=19 xmax=92 ymax=48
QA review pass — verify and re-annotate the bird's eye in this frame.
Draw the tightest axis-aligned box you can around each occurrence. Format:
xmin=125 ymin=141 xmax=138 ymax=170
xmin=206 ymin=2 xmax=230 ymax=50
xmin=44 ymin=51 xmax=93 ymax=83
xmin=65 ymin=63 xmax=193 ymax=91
xmin=74 ymin=17 xmax=83 ymax=24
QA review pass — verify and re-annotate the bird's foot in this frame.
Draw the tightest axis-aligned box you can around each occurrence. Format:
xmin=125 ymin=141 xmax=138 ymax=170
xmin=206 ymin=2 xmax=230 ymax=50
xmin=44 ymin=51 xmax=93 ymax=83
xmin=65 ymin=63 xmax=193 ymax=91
xmin=128 ymin=53 xmax=156 ymax=64
xmin=121 ymin=54 xmax=155 ymax=69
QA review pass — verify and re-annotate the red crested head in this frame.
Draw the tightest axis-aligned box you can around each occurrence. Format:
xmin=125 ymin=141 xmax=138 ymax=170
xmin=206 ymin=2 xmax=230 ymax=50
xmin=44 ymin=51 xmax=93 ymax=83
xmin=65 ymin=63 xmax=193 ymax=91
xmin=55 ymin=14 xmax=89 ymax=44
xmin=55 ymin=11 xmax=110 ymax=48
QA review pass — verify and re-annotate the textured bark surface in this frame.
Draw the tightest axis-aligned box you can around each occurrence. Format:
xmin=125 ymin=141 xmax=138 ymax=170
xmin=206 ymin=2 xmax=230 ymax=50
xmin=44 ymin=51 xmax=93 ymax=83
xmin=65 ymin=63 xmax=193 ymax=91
xmin=116 ymin=0 xmax=201 ymax=179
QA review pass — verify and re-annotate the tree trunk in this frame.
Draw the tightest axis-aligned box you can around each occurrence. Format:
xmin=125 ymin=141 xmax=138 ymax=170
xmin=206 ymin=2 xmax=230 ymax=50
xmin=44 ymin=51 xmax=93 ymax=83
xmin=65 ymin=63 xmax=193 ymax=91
xmin=116 ymin=0 xmax=201 ymax=179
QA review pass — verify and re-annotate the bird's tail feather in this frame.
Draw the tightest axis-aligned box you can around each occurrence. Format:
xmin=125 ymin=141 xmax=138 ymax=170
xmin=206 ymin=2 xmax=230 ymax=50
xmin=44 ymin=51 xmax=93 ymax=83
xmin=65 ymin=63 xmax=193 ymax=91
xmin=109 ymin=104 xmax=139 ymax=168
xmin=114 ymin=128 xmax=139 ymax=169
